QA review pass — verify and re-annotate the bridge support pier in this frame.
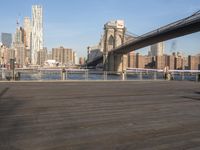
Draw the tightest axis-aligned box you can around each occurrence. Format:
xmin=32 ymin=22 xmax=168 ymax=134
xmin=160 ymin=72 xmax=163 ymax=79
xmin=104 ymin=53 xmax=127 ymax=73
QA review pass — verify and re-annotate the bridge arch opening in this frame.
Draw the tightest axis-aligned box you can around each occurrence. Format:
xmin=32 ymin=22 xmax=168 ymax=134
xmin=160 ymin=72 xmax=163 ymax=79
xmin=108 ymin=35 xmax=114 ymax=46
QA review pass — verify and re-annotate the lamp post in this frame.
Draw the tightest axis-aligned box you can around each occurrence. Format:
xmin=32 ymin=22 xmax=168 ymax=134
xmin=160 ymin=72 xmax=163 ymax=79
xmin=10 ymin=58 xmax=15 ymax=80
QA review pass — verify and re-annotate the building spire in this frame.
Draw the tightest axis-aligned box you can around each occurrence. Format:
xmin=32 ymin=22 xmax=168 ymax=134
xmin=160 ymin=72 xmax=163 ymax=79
xmin=16 ymin=18 xmax=19 ymax=27
xmin=16 ymin=13 xmax=21 ymax=28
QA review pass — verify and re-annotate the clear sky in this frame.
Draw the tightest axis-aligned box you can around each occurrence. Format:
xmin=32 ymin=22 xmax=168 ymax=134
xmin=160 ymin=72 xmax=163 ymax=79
xmin=0 ymin=0 xmax=200 ymax=57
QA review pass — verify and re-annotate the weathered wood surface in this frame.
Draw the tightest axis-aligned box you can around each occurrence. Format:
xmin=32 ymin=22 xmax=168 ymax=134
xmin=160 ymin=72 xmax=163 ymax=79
xmin=0 ymin=81 xmax=200 ymax=150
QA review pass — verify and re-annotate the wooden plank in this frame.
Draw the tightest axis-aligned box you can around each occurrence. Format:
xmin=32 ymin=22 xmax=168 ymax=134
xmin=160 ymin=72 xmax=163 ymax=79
xmin=0 ymin=81 xmax=199 ymax=149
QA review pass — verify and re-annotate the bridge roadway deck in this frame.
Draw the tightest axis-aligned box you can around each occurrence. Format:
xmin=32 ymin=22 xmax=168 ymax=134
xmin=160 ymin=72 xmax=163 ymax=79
xmin=0 ymin=81 xmax=200 ymax=150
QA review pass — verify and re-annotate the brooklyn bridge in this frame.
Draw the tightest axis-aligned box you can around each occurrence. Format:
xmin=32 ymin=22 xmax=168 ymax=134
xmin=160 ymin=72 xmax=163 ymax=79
xmin=86 ymin=10 xmax=200 ymax=72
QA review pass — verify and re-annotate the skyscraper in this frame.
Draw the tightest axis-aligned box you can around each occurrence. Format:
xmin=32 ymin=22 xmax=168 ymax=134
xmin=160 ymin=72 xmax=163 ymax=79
xmin=13 ymin=27 xmax=26 ymax=67
xmin=1 ymin=33 xmax=12 ymax=48
xmin=14 ymin=27 xmax=25 ymax=44
xmin=31 ymin=5 xmax=43 ymax=65
xmin=23 ymin=17 xmax=31 ymax=50
xmin=23 ymin=17 xmax=32 ymax=63
xmin=52 ymin=46 xmax=75 ymax=66
xmin=150 ymin=42 xmax=164 ymax=57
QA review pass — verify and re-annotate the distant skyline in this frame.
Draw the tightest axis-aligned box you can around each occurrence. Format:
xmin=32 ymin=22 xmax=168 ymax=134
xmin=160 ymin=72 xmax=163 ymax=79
xmin=0 ymin=0 xmax=200 ymax=57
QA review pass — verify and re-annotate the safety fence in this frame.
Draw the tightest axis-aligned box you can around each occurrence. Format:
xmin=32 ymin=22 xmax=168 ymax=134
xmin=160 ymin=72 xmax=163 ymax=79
xmin=0 ymin=68 xmax=199 ymax=82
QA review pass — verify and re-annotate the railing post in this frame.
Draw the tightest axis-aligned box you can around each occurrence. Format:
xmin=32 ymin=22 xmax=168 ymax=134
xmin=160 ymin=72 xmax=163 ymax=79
xmin=66 ymin=70 xmax=68 ymax=80
xmin=85 ymin=69 xmax=88 ymax=80
xmin=198 ymin=73 xmax=200 ymax=82
xmin=196 ymin=73 xmax=200 ymax=82
xmin=139 ymin=72 xmax=142 ymax=80
xmin=104 ymin=71 xmax=107 ymax=80
xmin=62 ymin=72 xmax=65 ymax=80
xmin=195 ymin=73 xmax=198 ymax=82
xmin=60 ymin=70 xmax=62 ymax=80
xmin=154 ymin=71 xmax=157 ymax=80
xmin=1 ymin=69 xmax=5 ymax=80
xmin=181 ymin=72 xmax=184 ymax=81
xmin=61 ymin=68 xmax=66 ymax=80
xmin=40 ymin=70 xmax=42 ymax=80
xmin=122 ymin=71 xmax=125 ymax=81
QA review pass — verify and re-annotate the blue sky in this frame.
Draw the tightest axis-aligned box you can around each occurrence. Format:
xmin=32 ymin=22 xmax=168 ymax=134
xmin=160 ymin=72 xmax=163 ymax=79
xmin=0 ymin=0 xmax=200 ymax=57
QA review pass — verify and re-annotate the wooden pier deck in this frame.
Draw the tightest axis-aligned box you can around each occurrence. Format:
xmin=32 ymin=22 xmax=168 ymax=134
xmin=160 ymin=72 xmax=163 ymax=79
xmin=0 ymin=81 xmax=200 ymax=150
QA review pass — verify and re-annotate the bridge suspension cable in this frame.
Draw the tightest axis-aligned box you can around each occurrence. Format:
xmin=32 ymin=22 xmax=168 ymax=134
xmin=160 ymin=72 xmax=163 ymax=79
xmin=191 ymin=10 xmax=200 ymax=16
xmin=125 ymin=31 xmax=139 ymax=37
xmin=120 ymin=9 xmax=200 ymax=48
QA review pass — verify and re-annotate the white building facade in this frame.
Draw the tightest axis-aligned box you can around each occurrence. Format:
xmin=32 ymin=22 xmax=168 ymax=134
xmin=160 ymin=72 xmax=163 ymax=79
xmin=150 ymin=42 xmax=164 ymax=56
xmin=31 ymin=5 xmax=43 ymax=65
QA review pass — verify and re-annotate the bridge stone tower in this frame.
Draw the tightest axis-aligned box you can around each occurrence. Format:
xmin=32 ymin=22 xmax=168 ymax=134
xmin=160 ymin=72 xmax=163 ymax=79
xmin=103 ymin=20 xmax=127 ymax=72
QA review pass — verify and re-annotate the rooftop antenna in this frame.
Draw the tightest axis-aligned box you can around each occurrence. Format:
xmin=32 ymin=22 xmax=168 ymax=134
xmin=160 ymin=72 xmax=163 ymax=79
xmin=16 ymin=18 xmax=19 ymax=27
xmin=16 ymin=13 xmax=21 ymax=28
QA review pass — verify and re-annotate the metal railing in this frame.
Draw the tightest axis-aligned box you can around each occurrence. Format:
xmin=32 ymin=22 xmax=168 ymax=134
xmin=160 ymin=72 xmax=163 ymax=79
xmin=0 ymin=68 xmax=199 ymax=82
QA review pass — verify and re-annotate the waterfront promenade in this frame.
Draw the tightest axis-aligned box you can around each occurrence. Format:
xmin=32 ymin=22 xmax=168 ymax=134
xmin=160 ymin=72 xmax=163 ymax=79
xmin=0 ymin=81 xmax=200 ymax=150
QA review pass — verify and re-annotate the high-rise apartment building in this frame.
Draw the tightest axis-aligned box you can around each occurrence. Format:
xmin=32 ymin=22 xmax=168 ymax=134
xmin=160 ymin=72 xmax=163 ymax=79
xmin=150 ymin=42 xmax=164 ymax=57
xmin=37 ymin=47 xmax=47 ymax=66
xmin=168 ymin=55 xmax=175 ymax=70
xmin=136 ymin=53 xmax=145 ymax=68
xmin=0 ymin=45 xmax=15 ymax=66
xmin=52 ymin=46 xmax=75 ymax=66
xmin=128 ymin=52 xmax=137 ymax=68
xmin=31 ymin=5 xmax=43 ymax=65
xmin=1 ymin=33 xmax=12 ymax=48
xmin=47 ymin=51 xmax=52 ymax=60
xmin=188 ymin=55 xmax=200 ymax=70
xmin=156 ymin=55 xmax=168 ymax=69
